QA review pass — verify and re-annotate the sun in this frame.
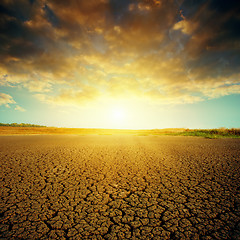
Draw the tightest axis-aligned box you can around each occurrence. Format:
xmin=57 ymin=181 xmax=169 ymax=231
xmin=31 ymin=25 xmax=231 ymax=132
xmin=111 ymin=108 xmax=126 ymax=121
xmin=101 ymin=101 xmax=130 ymax=128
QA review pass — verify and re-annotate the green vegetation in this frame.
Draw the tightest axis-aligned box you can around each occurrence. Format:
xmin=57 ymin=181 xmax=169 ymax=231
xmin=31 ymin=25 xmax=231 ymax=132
xmin=0 ymin=123 xmax=46 ymax=127
xmin=168 ymin=128 xmax=240 ymax=139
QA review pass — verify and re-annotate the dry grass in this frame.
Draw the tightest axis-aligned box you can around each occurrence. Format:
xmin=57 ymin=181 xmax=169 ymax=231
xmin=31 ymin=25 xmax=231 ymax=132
xmin=0 ymin=127 xmax=160 ymax=135
xmin=0 ymin=126 xmax=239 ymax=138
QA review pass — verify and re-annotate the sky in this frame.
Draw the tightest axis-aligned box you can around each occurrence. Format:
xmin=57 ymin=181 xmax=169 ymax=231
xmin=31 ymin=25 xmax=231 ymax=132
xmin=0 ymin=0 xmax=240 ymax=129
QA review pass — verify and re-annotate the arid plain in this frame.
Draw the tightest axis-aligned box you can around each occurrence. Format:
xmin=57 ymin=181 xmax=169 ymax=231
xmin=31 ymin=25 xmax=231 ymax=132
xmin=0 ymin=134 xmax=239 ymax=239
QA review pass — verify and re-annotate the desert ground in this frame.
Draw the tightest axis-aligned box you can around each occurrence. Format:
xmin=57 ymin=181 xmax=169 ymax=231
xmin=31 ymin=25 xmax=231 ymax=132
xmin=0 ymin=135 xmax=239 ymax=239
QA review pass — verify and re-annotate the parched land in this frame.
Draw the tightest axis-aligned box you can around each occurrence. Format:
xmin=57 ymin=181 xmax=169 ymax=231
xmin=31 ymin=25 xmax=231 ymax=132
xmin=0 ymin=135 xmax=239 ymax=239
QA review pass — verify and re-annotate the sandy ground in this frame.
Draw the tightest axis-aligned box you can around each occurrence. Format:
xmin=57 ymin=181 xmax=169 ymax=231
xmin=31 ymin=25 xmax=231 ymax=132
xmin=0 ymin=135 xmax=239 ymax=239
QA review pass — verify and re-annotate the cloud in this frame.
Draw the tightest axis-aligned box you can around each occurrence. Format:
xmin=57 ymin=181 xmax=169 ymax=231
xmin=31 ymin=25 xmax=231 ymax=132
xmin=202 ymin=83 xmax=240 ymax=99
xmin=23 ymin=79 xmax=52 ymax=92
xmin=14 ymin=105 xmax=26 ymax=112
xmin=0 ymin=93 xmax=16 ymax=107
xmin=0 ymin=92 xmax=25 ymax=111
xmin=178 ymin=0 xmax=240 ymax=75
xmin=0 ymin=0 xmax=240 ymax=106
xmin=34 ymin=85 xmax=100 ymax=106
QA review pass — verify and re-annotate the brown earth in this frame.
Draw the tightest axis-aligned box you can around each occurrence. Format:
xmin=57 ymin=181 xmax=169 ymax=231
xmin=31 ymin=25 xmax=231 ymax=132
xmin=0 ymin=135 xmax=239 ymax=239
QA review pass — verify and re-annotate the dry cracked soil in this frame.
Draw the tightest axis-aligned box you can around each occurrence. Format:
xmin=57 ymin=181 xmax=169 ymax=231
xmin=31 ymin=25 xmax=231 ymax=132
xmin=0 ymin=135 xmax=239 ymax=239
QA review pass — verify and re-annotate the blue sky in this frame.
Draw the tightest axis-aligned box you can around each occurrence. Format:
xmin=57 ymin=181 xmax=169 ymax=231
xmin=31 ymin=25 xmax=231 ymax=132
xmin=0 ymin=0 xmax=240 ymax=129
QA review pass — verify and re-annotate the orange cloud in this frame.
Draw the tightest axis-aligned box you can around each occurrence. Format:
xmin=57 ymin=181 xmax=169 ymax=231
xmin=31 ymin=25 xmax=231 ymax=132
xmin=0 ymin=0 xmax=239 ymax=107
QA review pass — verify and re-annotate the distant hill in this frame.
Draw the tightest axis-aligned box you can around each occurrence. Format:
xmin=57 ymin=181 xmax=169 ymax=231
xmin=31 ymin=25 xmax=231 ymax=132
xmin=0 ymin=123 xmax=46 ymax=127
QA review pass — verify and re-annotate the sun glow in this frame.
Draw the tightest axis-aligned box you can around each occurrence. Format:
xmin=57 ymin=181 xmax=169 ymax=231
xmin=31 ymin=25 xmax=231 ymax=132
xmin=111 ymin=107 xmax=126 ymax=122
xmin=76 ymin=98 xmax=160 ymax=129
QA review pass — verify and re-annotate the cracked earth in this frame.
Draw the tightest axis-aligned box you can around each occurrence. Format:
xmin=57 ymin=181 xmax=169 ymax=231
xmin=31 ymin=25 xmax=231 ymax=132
xmin=0 ymin=135 xmax=239 ymax=239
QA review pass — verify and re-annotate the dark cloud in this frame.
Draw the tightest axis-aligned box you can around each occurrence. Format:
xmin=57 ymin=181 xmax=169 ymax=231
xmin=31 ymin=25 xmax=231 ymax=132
xmin=0 ymin=0 xmax=34 ymax=22
xmin=209 ymin=0 xmax=239 ymax=13
xmin=43 ymin=4 xmax=59 ymax=27
xmin=176 ymin=0 xmax=240 ymax=80
xmin=0 ymin=1 xmax=47 ymax=59
xmin=179 ymin=0 xmax=207 ymax=18
xmin=109 ymin=0 xmax=133 ymax=23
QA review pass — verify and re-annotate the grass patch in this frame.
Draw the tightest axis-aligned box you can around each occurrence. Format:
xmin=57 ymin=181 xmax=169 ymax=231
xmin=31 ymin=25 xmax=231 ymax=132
xmin=0 ymin=123 xmax=46 ymax=127
xmin=168 ymin=129 xmax=240 ymax=139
